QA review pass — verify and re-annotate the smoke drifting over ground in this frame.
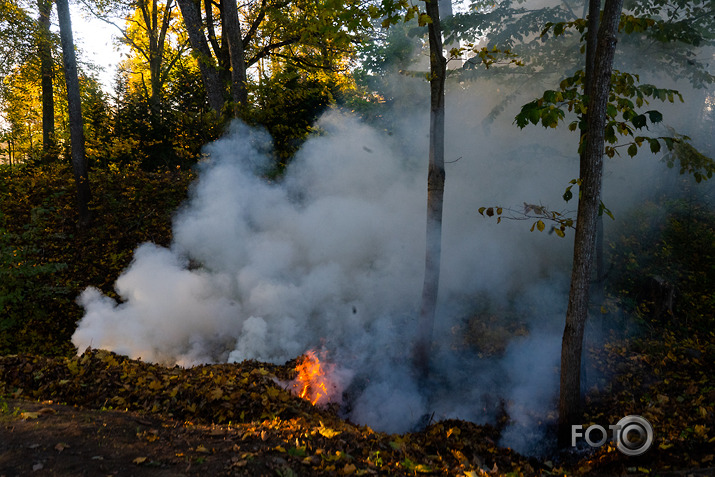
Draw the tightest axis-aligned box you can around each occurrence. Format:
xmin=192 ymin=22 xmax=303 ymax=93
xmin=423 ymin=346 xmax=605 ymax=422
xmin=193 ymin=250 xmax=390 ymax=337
xmin=74 ymin=73 xmax=697 ymax=454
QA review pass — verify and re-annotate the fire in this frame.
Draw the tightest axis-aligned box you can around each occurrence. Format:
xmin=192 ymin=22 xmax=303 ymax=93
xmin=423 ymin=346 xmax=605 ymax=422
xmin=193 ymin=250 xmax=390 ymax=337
xmin=293 ymin=349 xmax=332 ymax=406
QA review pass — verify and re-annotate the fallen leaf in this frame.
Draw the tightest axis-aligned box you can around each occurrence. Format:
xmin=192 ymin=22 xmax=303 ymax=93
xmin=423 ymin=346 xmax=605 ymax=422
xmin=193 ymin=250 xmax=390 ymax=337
xmin=318 ymin=422 xmax=341 ymax=439
xmin=54 ymin=442 xmax=69 ymax=452
xmin=133 ymin=456 xmax=148 ymax=464
xmin=196 ymin=445 xmax=211 ymax=454
xmin=21 ymin=412 xmax=40 ymax=420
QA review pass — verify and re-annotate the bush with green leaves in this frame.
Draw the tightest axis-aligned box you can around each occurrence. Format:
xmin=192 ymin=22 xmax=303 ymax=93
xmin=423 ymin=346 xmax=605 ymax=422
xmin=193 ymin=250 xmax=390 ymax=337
xmin=0 ymin=203 xmax=69 ymax=355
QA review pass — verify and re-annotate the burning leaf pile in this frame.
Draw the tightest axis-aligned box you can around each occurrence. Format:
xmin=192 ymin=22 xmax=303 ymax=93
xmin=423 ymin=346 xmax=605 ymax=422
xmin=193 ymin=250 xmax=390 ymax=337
xmin=291 ymin=349 xmax=337 ymax=406
xmin=0 ymin=348 xmax=317 ymax=425
xmin=1 ymin=336 xmax=714 ymax=476
xmin=0 ymin=349 xmax=538 ymax=476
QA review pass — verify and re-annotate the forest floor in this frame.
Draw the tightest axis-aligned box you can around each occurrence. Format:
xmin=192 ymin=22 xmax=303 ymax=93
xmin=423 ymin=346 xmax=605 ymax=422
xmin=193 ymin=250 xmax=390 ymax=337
xmin=1 ymin=330 xmax=714 ymax=477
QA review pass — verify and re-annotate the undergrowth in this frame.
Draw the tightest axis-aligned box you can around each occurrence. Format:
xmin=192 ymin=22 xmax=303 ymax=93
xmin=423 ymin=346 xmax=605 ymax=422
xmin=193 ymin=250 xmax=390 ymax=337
xmin=0 ymin=162 xmax=194 ymax=355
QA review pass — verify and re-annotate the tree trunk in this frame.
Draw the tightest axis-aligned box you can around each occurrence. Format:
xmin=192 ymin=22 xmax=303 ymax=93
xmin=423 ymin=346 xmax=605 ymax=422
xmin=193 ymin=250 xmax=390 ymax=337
xmin=558 ymin=0 xmax=623 ymax=447
xmin=38 ymin=0 xmax=55 ymax=162
xmin=413 ymin=0 xmax=447 ymax=378
xmin=176 ymin=0 xmax=225 ymax=113
xmin=585 ymin=1 xmax=608 ymax=300
xmin=221 ymin=0 xmax=248 ymax=112
xmin=56 ymin=0 xmax=91 ymax=228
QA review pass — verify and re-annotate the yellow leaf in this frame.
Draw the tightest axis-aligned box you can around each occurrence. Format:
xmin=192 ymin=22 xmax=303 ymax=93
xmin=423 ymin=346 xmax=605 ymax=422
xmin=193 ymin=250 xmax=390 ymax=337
xmin=342 ymin=463 xmax=357 ymax=475
xmin=21 ymin=412 xmax=39 ymax=420
xmin=208 ymin=388 xmax=224 ymax=401
xmin=451 ymin=449 xmax=468 ymax=464
xmin=196 ymin=445 xmax=211 ymax=454
xmin=537 ymin=220 xmax=545 ymax=232
xmin=318 ymin=422 xmax=341 ymax=439
xmin=133 ymin=456 xmax=148 ymax=464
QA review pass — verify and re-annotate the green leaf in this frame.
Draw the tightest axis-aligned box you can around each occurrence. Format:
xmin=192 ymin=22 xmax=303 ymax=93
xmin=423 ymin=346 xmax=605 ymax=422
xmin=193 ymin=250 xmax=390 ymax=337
xmin=646 ymin=110 xmax=663 ymax=123
xmin=627 ymin=143 xmax=638 ymax=157
xmin=529 ymin=107 xmax=541 ymax=125
xmin=632 ymin=114 xmax=647 ymax=129
xmin=563 ymin=187 xmax=573 ymax=202
xmin=649 ymin=139 xmax=662 ymax=154
xmin=606 ymin=103 xmax=618 ymax=118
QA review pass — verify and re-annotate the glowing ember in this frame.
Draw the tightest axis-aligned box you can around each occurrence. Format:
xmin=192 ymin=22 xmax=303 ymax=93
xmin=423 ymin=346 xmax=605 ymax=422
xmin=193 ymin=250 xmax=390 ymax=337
xmin=293 ymin=350 xmax=333 ymax=406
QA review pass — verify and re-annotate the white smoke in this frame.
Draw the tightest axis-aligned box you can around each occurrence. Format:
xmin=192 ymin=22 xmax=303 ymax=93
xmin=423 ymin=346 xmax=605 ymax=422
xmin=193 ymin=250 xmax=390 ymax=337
xmin=74 ymin=73 xmax=695 ymax=454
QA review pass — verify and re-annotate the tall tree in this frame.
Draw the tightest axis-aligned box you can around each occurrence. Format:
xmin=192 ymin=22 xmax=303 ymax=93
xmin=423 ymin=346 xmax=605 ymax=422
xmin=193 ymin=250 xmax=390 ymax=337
xmin=220 ymin=0 xmax=247 ymax=109
xmin=413 ymin=0 xmax=447 ymax=378
xmin=56 ymin=0 xmax=91 ymax=227
xmin=558 ymin=0 xmax=624 ymax=447
xmin=175 ymin=0 xmax=371 ymax=117
xmin=37 ymin=0 xmax=56 ymax=161
xmin=175 ymin=0 xmax=224 ymax=113
xmin=84 ymin=0 xmax=190 ymax=110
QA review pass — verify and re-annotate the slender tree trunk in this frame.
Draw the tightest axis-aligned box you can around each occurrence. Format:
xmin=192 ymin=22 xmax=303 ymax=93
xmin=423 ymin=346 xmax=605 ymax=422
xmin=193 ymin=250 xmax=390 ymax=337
xmin=585 ymin=1 xmax=608 ymax=299
xmin=558 ymin=0 xmax=623 ymax=447
xmin=413 ymin=0 xmax=447 ymax=378
xmin=176 ymin=0 xmax=225 ymax=113
xmin=56 ymin=0 xmax=91 ymax=228
xmin=575 ymin=0 xmax=602 ymax=394
xmin=221 ymin=0 xmax=248 ymax=112
xmin=38 ymin=0 xmax=55 ymax=162
xmin=145 ymin=0 xmax=163 ymax=111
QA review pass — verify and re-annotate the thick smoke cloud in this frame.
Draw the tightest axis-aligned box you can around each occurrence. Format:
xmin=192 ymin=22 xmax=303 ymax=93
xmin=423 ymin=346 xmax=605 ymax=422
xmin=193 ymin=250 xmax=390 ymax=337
xmin=73 ymin=69 xmax=701 ymax=454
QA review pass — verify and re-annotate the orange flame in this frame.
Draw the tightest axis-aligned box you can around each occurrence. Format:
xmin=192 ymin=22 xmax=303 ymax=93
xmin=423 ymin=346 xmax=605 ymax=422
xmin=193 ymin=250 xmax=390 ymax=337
xmin=293 ymin=350 xmax=331 ymax=406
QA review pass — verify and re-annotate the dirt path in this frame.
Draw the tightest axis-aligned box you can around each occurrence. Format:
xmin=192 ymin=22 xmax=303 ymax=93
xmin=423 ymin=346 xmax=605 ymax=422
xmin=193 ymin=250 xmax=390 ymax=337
xmin=1 ymin=399 xmax=271 ymax=476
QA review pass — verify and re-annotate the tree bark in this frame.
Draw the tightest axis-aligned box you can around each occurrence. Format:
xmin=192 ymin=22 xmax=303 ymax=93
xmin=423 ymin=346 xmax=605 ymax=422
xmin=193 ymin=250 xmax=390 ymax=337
xmin=220 ymin=0 xmax=248 ymax=111
xmin=584 ymin=1 xmax=608 ymax=298
xmin=38 ymin=0 xmax=55 ymax=161
xmin=413 ymin=0 xmax=447 ymax=378
xmin=176 ymin=0 xmax=225 ymax=113
xmin=56 ymin=0 xmax=91 ymax=228
xmin=558 ymin=0 xmax=623 ymax=447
